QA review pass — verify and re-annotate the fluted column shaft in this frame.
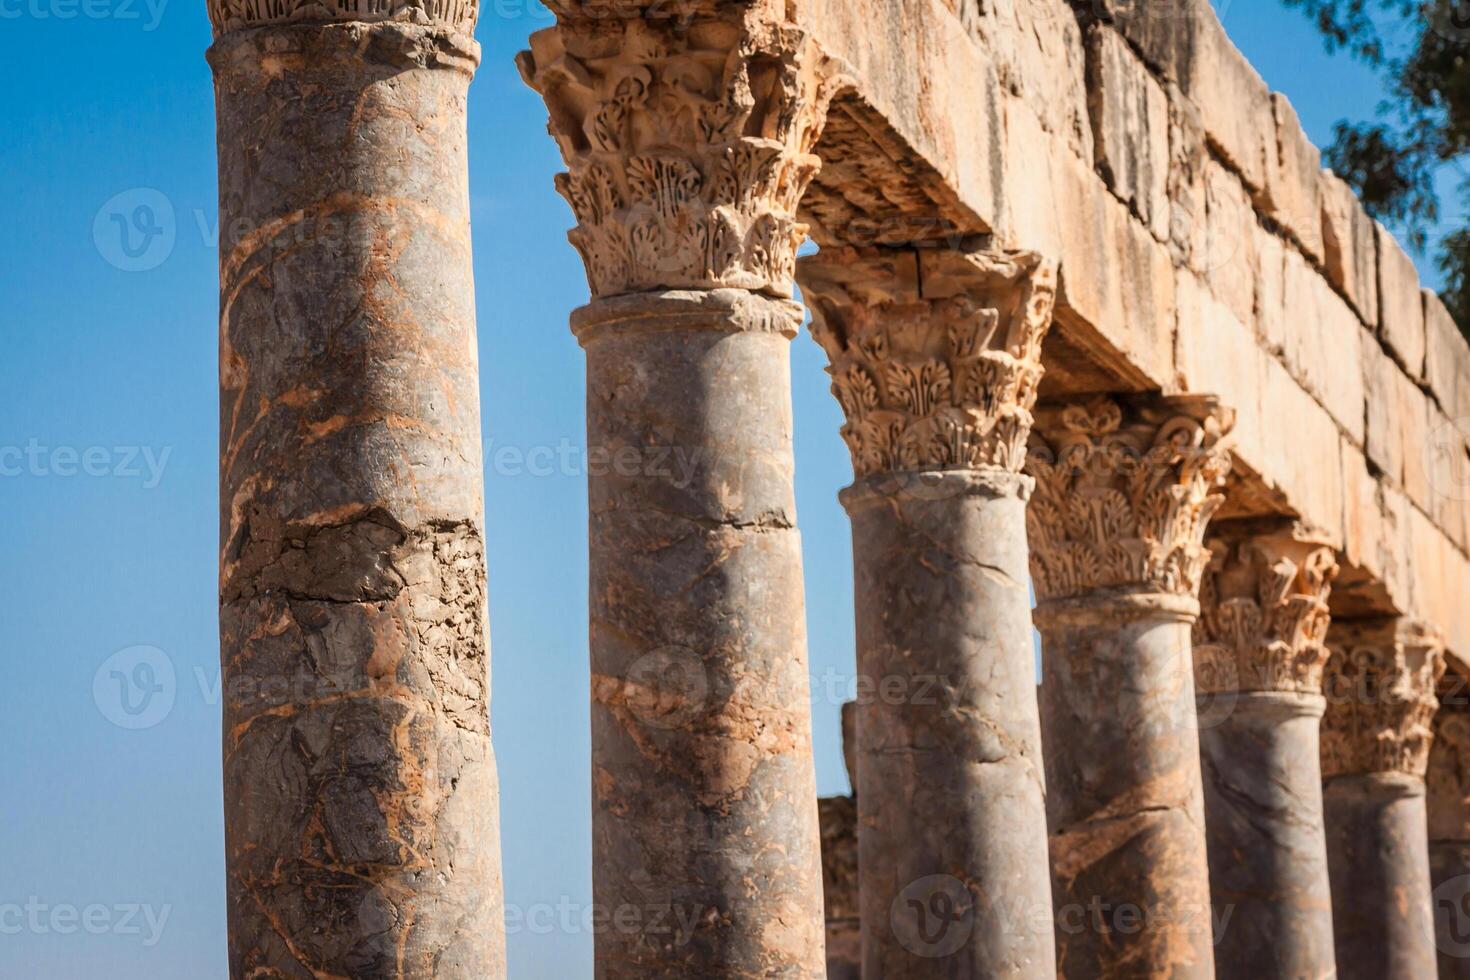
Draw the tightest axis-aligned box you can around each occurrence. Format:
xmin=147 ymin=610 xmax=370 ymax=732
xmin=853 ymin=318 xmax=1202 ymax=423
xmin=1026 ymin=395 xmax=1234 ymax=978
xmin=209 ymin=4 xmax=505 ymax=976
xmin=521 ymin=10 xmax=842 ymax=976
xmin=799 ymin=246 xmax=1060 ymax=978
xmin=1192 ymin=520 xmax=1339 ymax=978
xmin=1321 ymin=617 xmax=1446 ymax=979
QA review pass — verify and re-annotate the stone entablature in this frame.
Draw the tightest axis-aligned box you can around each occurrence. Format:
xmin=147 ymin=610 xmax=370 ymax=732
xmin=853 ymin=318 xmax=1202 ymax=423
xmin=1194 ymin=521 xmax=1339 ymax=695
xmin=1025 ymin=395 xmax=1234 ymax=602
xmin=518 ymin=11 xmax=845 ymax=299
xmin=796 ymin=246 xmax=1056 ymax=477
xmin=1322 ymin=619 xmax=1447 ymax=778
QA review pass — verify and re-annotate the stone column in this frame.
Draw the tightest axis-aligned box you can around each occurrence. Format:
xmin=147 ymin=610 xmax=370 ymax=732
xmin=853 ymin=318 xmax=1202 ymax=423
xmin=1026 ymin=395 xmax=1234 ymax=979
xmin=209 ymin=2 xmax=504 ymax=977
xmin=1321 ymin=618 xmax=1446 ymax=980
xmin=519 ymin=11 xmax=841 ymax=976
xmin=1429 ymin=678 xmax=1470 ymax=977
xmin=1191 ymin=520 xmax=1339 ymax=977
xmin=796 ymin=245 xmax=1059 ymax=978
xmin=821 ymin=702 xmax=860 ymax=980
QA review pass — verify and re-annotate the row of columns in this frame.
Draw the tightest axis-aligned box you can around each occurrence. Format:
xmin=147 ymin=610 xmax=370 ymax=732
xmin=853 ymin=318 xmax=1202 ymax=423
xmin=206 ymin=1 xmax=1468 ymax=976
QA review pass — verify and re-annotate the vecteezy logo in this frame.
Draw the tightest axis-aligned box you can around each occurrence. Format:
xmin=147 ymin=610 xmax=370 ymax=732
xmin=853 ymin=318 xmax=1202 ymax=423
xmin=1435 ymin=873 xmax=1470 ymax=958
xmin=93 ymin=189 xmax=176 ymax=272
xmin=890 ymin=874 xmax=975 ymax=959
xmin=622 ymin=646 xmax=710 ymax=730
xmin=93 ymin=645 xmax=176 ymax=729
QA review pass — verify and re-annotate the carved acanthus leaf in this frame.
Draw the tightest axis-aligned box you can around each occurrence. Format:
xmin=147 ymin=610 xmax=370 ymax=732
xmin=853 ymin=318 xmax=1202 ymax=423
xmin=1321 ymin=619 xmax=1447 ymax=778
xmin=796 ymin=246 xmax=1057 ymax=477
xmin=208 ymin=0 xmax=478 ymax=38
xmin=1192 ymin=522 xmax=1339 ymax=695
xmin=1428 ymin=680 xmax=1470 ymax=841
xmin=519 ymin=12 xmax=845 ymax=299
xmin=1024 ymin=396 xmax=1235 ymax=601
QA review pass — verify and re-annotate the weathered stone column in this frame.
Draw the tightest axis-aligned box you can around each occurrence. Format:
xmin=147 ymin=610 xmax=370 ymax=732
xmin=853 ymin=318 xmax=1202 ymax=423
xmin=520 ymin=10 xmax=841 ymax=976
xmin=1321 ymin=618 xmax=1446 ymax=979
xmin=820 ymin=702 xmax=860 ymax=980
xmin=797 ymin=245 xmax=1059 ymax=977
xmin=1026 ymin=395 xmax=1234 ymax=979
xmin=209 ymin=2 xmax=505 ymax=976
xmin=1191 ymin=520 xmax=1339 ymax=977
xmin=1428 ymin=677 xmax=1470 ymax=976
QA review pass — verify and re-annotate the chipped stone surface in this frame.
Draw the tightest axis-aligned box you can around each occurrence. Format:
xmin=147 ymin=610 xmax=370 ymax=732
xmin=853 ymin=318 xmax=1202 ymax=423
xmin=1086 ymin=25 xmax=1169 ymax=242
xmin=1377 ymin=222 xmax=1429 ymax=378
xmin=1263 ymin=94 xmax=1323 ymax=262
xmin=1279 ymin=246 xmax=1367 ymax=443
xmin=211 ymin=19 xmax=505 ymax=977
xmin=1321 ymin=169 xmax=1380 ymax=327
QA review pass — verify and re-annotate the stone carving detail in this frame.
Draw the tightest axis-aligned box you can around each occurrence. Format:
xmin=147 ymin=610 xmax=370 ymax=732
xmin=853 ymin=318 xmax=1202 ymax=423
xmin=207 ymin=0 xmax=478 ymax=37
xmin=1428 ymin=680 xmax=1470 ymax=841
xmin=518 ymin=12 xmax=845 ymax=299
xmin=796 ymin=246 xmax=1058 ymax=478
xmin=1025 ymin=396 xmax=1234 ymax=602
xmin=1193 ymin=522 xmax=1339 ymax=695
xmin=1321 ymin=619 xmax=1447 ymax=778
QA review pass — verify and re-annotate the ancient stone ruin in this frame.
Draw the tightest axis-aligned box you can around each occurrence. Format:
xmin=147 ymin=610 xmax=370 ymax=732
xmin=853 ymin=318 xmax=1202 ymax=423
xmin=206 ymin=0 xmax=1470 ymax=976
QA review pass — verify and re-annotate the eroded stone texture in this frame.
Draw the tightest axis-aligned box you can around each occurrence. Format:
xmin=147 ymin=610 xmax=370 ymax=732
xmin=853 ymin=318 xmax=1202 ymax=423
xmin=799 ymin=246 xmax=1058 ymax=978
xmin=1428 ymin=678 xmax=1470 ymax=977
xmin=521 ymin=9 xmax=838 ymax=975
xmin=1192 ymin=520 xmax=1339 ymax=978
xmin=210 ymin=12 xmax=505 ymax=977
xmin=1027 ymin=394 xmax=1233 ymax=979
xmin=1322 ymin=617 xmax=1446 ymax=980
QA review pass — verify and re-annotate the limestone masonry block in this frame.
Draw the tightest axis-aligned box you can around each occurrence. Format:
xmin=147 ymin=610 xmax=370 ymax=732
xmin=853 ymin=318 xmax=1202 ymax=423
xmin=1377 ymin=222 xmax=1428 ymax=378
xmin=1364 ymin=339 xmax=1408 ymax=488
xmin=1281 ymin=247 xmax=1367 ymax=444
xmin=1182 ymin=5 xmax=1278 ymax=197
xmin=1260 ymin=355 xmax=1345 ymax=547
xmin=1175 ymin=268 xmax=1266 ymax=463
xmin=1425 ymin=289 xmax=1470 ymax=427
xmin=1265 ymin=94 xmax=1324 ymax=263
xmin=1099 ymin=0 xmax=1198 ymax=85
xmin=1167 ymin=80 xmax=1209 ymax=271
xmin=1203 ymin=156 xmax=1259 ymax=327
xmin=1321 ymin=170 xmax=1380 ymax=327
xmin=970 ymin=0 xmax=1093 ymax=163
xmin=1086 ymin=25 xmax=1169 ymax=242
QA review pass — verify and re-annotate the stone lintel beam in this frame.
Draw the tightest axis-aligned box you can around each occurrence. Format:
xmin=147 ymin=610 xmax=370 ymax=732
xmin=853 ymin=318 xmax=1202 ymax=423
xmin=1322 ymin=616 xmax=1447 ymax=979
xmin=1026 ymin=393 xmax=1234 ymax=980
xmin=521 ymin=10 xmax=842 ymax=975
xmin=1193 ymin=518 xmax=1339 ymax=978
xmin=1429 ymin=676 xmax=1470 ymax=976
xmin=209 ymin=3 xmax=505 ymax=976
xmin=798 ymin=245 xmax=1059 ymax=977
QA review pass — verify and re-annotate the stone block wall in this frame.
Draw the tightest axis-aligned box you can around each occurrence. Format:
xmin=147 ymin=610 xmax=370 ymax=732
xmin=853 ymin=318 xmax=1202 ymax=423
xmin=795 ymin=0 xmax=1470 ymax=662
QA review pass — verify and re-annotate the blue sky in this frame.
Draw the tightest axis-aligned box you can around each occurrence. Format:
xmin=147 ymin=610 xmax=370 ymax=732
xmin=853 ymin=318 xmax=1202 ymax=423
xmin=0 ymin=2 xmax=1456 ymax=976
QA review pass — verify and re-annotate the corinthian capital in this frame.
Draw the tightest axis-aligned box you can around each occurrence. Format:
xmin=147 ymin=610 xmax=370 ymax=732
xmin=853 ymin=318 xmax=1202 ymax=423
xmin=1428 ymin=678 xmax=1470 ymax=840
xmin=1321 ymin=618 xmax=1447 ymax=779
xmin=1024 ymin=395 xmax=1235 ymax=602
xmin=517 ymin=9 xmax=845 ymax=299
xmin=208 ymin=0 xmax=478 ymax=39
xmin=1192 ymin=521 xmax=1339 ymax=695
xmin=795 ymin=246 xmax=1057 ymax=478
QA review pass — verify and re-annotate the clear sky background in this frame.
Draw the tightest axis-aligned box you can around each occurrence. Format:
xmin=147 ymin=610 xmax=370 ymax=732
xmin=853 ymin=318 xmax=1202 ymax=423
xmin=0 ymin=2 xmax=1457 ymax=977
